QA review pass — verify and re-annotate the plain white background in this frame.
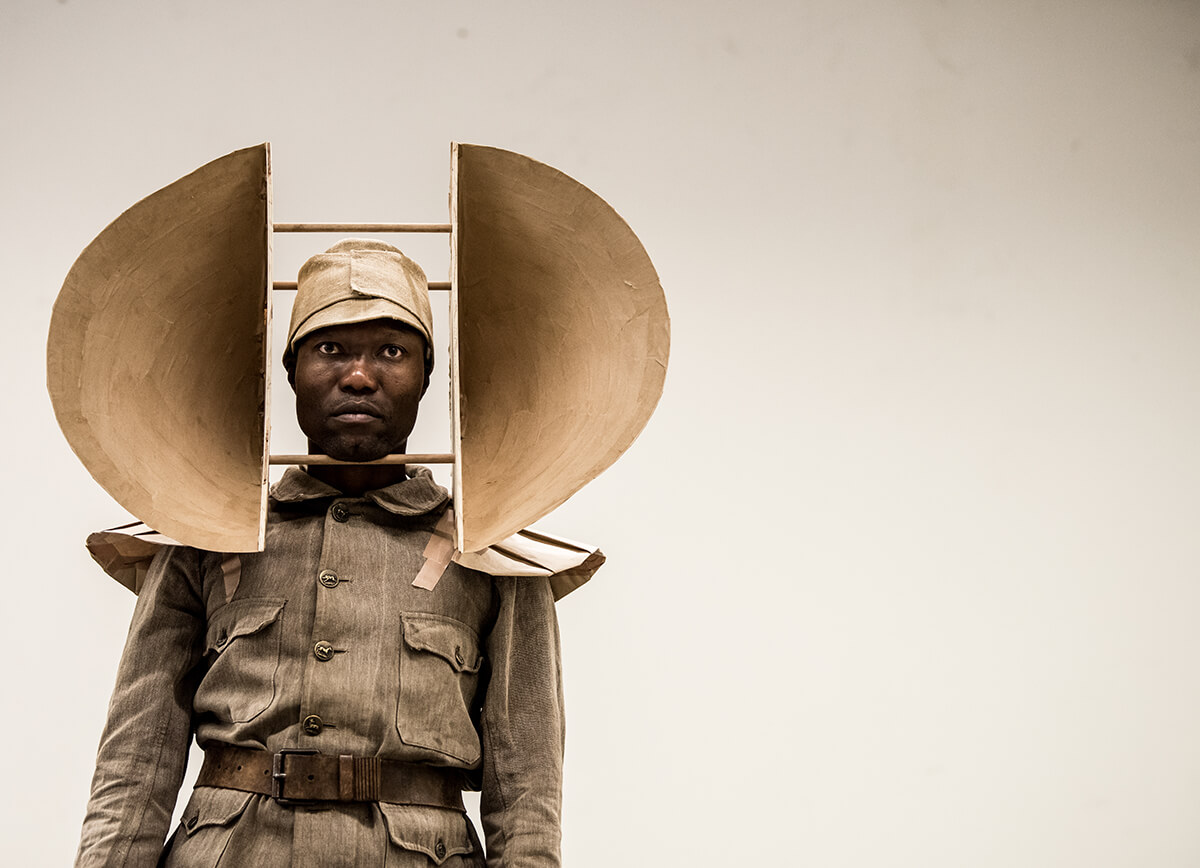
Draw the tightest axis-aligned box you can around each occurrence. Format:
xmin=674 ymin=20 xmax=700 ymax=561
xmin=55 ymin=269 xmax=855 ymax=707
xmin=3 ymin=1 xmax=1200 ymax=865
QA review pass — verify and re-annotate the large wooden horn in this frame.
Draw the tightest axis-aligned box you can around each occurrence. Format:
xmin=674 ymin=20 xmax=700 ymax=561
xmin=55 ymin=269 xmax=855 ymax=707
xmin=47 ymin=143 xmax=668 ymax=558
xmin=451 ymin=144 xmax=670 ymax=553
xmin=47 ymin=144 xmax=272 ymax=552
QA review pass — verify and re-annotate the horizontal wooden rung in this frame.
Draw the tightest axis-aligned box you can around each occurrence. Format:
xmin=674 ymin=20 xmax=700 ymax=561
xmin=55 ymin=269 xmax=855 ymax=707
xmin=273 ymin=281 xmax=450 ymax=291
xmin=270 ymin=454 xmax=454 ymax=466
xmin=274 ymin=223 xmax=451 ymax=233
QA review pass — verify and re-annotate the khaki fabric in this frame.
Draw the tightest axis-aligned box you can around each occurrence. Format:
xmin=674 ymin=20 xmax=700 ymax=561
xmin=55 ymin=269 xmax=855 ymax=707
xmin=85 ymin=521 xmax=602 ymax=600
xmin=286 ymin=239 xmax=434 ymax=365
xmin=77 ymin=468 xmax=573 ymax=868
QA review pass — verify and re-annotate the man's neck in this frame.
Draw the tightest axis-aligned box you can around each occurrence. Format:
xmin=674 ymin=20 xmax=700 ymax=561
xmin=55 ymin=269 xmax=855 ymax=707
xmin=305 ymin=441 xmax=409 ymax=496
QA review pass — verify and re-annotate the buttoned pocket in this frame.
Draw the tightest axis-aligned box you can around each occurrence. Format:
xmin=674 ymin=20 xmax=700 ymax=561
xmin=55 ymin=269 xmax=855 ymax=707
xmin=160 ymin=787 xmax=255 ymax=867
xmin=378 ymin=803 xmax=478 ymax=866
xmin=179 ymin=787 xmax=254 ymax=837
xmin=396 ymin=613 xmax=484 ymax=765
xmin=194 ymin=598 xmax=287 ymax=723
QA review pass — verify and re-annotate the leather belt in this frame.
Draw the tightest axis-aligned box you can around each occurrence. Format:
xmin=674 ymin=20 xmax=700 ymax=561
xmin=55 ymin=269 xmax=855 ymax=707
xmin=197 ymin=744 xmax=465 ymax=810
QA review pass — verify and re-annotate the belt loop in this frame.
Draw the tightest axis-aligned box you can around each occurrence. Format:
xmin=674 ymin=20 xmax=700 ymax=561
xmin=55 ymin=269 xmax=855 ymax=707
xmin=338 ymin=755 xmax=381 ymax=800
xmin=354 ymin=756 xmax=381 ymax=801
xmin=339 ymin=755 xmax=354 ymax=801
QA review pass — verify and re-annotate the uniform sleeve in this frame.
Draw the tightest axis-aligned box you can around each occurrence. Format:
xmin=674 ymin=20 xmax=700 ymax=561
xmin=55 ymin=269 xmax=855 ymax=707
xmin=479 ymin=576 xmax=565 ymax=868
xmin=76 ymin=546 xmax=207 ymax=868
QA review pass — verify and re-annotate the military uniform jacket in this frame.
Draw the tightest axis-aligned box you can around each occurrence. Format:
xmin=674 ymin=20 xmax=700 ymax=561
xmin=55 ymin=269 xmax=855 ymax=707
xmin=76 ymin=467 xmax=567 ymax=868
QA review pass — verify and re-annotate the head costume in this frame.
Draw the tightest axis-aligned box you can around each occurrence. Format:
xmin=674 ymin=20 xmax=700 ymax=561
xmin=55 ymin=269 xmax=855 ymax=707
xmin=47 ymin=142 xmax=669 ymax=561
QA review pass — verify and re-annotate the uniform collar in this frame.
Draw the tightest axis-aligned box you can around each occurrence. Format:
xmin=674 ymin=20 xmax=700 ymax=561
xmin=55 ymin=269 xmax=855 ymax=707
xmin=269 ymin=466 xmax=450 ymax=516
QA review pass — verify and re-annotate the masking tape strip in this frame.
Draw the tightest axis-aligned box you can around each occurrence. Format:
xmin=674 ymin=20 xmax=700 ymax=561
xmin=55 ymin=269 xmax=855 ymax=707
xmin=221 ymin=554 xmax=243 ymax=602
xmin=413 ymin=509 xmax=455 ymax=591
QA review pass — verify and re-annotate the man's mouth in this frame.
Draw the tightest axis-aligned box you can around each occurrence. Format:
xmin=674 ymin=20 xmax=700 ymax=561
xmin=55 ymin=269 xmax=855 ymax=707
xmin=330 ymin=404 xmax=382 ymax=423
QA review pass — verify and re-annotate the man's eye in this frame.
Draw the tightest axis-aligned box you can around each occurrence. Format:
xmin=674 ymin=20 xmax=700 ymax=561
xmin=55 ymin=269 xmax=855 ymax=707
xmin=315 ymin=342 xmax=340 ymax=354
xmin=381 ymin=345 xmax=405 ymax=359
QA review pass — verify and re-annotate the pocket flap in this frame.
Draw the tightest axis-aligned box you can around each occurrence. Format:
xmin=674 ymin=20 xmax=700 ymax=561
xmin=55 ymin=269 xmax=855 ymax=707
xmin=206 ymin=598 xmax=286 ymax=652
xmin=400 ymin=613 xmax=483 ymax=673
xmin=181 ymin=786 xmax=254 ymax=836
xmin=377 ymin=803 xmax=474 ymax=864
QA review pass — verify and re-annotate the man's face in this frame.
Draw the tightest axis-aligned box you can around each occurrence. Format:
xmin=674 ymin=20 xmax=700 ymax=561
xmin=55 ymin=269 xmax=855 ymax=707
xmin=291 ymin=319 xmax=428 ymax=462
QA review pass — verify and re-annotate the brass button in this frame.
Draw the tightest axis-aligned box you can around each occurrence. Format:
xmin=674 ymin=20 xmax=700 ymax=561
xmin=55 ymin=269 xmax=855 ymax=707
xmin=215 ymin=631 xmax=228 ymax=648
xmin=302 ymin=714 xmax=323 ymax=736
xmin=331 ymin=503 xmax=350 ymax=522
xmin=318 ymin=569 xmax=339 ymax=588
xmin=454 ymin=647 xmax=465 ymax=667
xmin=435 ymin=839 xmax=446 ymax=859
xmin=185 ymin=813 xmax=198 ymax=830
xmin=314 ymin=640 xmax=335 ymax=662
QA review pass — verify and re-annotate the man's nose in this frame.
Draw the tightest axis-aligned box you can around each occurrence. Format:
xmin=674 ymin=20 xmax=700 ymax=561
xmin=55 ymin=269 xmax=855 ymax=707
xmin=338 ymin=357 xmax=378 ymax=392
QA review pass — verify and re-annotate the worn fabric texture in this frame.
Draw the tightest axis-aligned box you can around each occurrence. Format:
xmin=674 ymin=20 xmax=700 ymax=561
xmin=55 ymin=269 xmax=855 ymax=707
xmin=76 ymin=467 xmax=569 ymax=868
xmin=286 ymin=239 xmax=434 ymax=366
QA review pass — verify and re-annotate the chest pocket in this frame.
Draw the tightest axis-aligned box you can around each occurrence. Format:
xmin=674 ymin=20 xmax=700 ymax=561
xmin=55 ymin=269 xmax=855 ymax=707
xmin=194 ymin=598 xmax=287 ymax=724
xmin=396 ymin=613 xmax=484 ymax=766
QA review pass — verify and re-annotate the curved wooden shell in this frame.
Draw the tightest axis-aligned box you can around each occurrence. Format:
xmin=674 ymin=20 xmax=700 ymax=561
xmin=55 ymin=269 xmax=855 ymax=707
xmin=451 ymin=144 xmax=670 ymax=552
xmin=47 ymin=145 xmax=272 ymax=552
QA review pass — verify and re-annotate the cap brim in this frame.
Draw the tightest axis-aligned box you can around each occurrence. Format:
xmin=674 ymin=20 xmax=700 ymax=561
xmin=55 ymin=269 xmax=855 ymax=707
xmin=288 ymin=297 xmax=432 ymax=358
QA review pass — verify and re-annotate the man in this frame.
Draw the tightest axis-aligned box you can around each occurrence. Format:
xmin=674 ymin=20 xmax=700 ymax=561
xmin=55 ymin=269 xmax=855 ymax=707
xmin=76 ymin=239 xmax=588 ymax=867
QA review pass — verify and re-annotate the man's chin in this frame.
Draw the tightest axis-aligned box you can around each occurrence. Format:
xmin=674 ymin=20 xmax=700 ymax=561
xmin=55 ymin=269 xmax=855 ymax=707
xmin=318 ymin=437 xmax=396 ymax=463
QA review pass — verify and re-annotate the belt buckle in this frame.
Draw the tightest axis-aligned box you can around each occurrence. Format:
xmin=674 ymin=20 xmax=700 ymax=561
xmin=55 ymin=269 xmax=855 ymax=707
xmin=271 ymin=748 xmax=319 ymax=805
